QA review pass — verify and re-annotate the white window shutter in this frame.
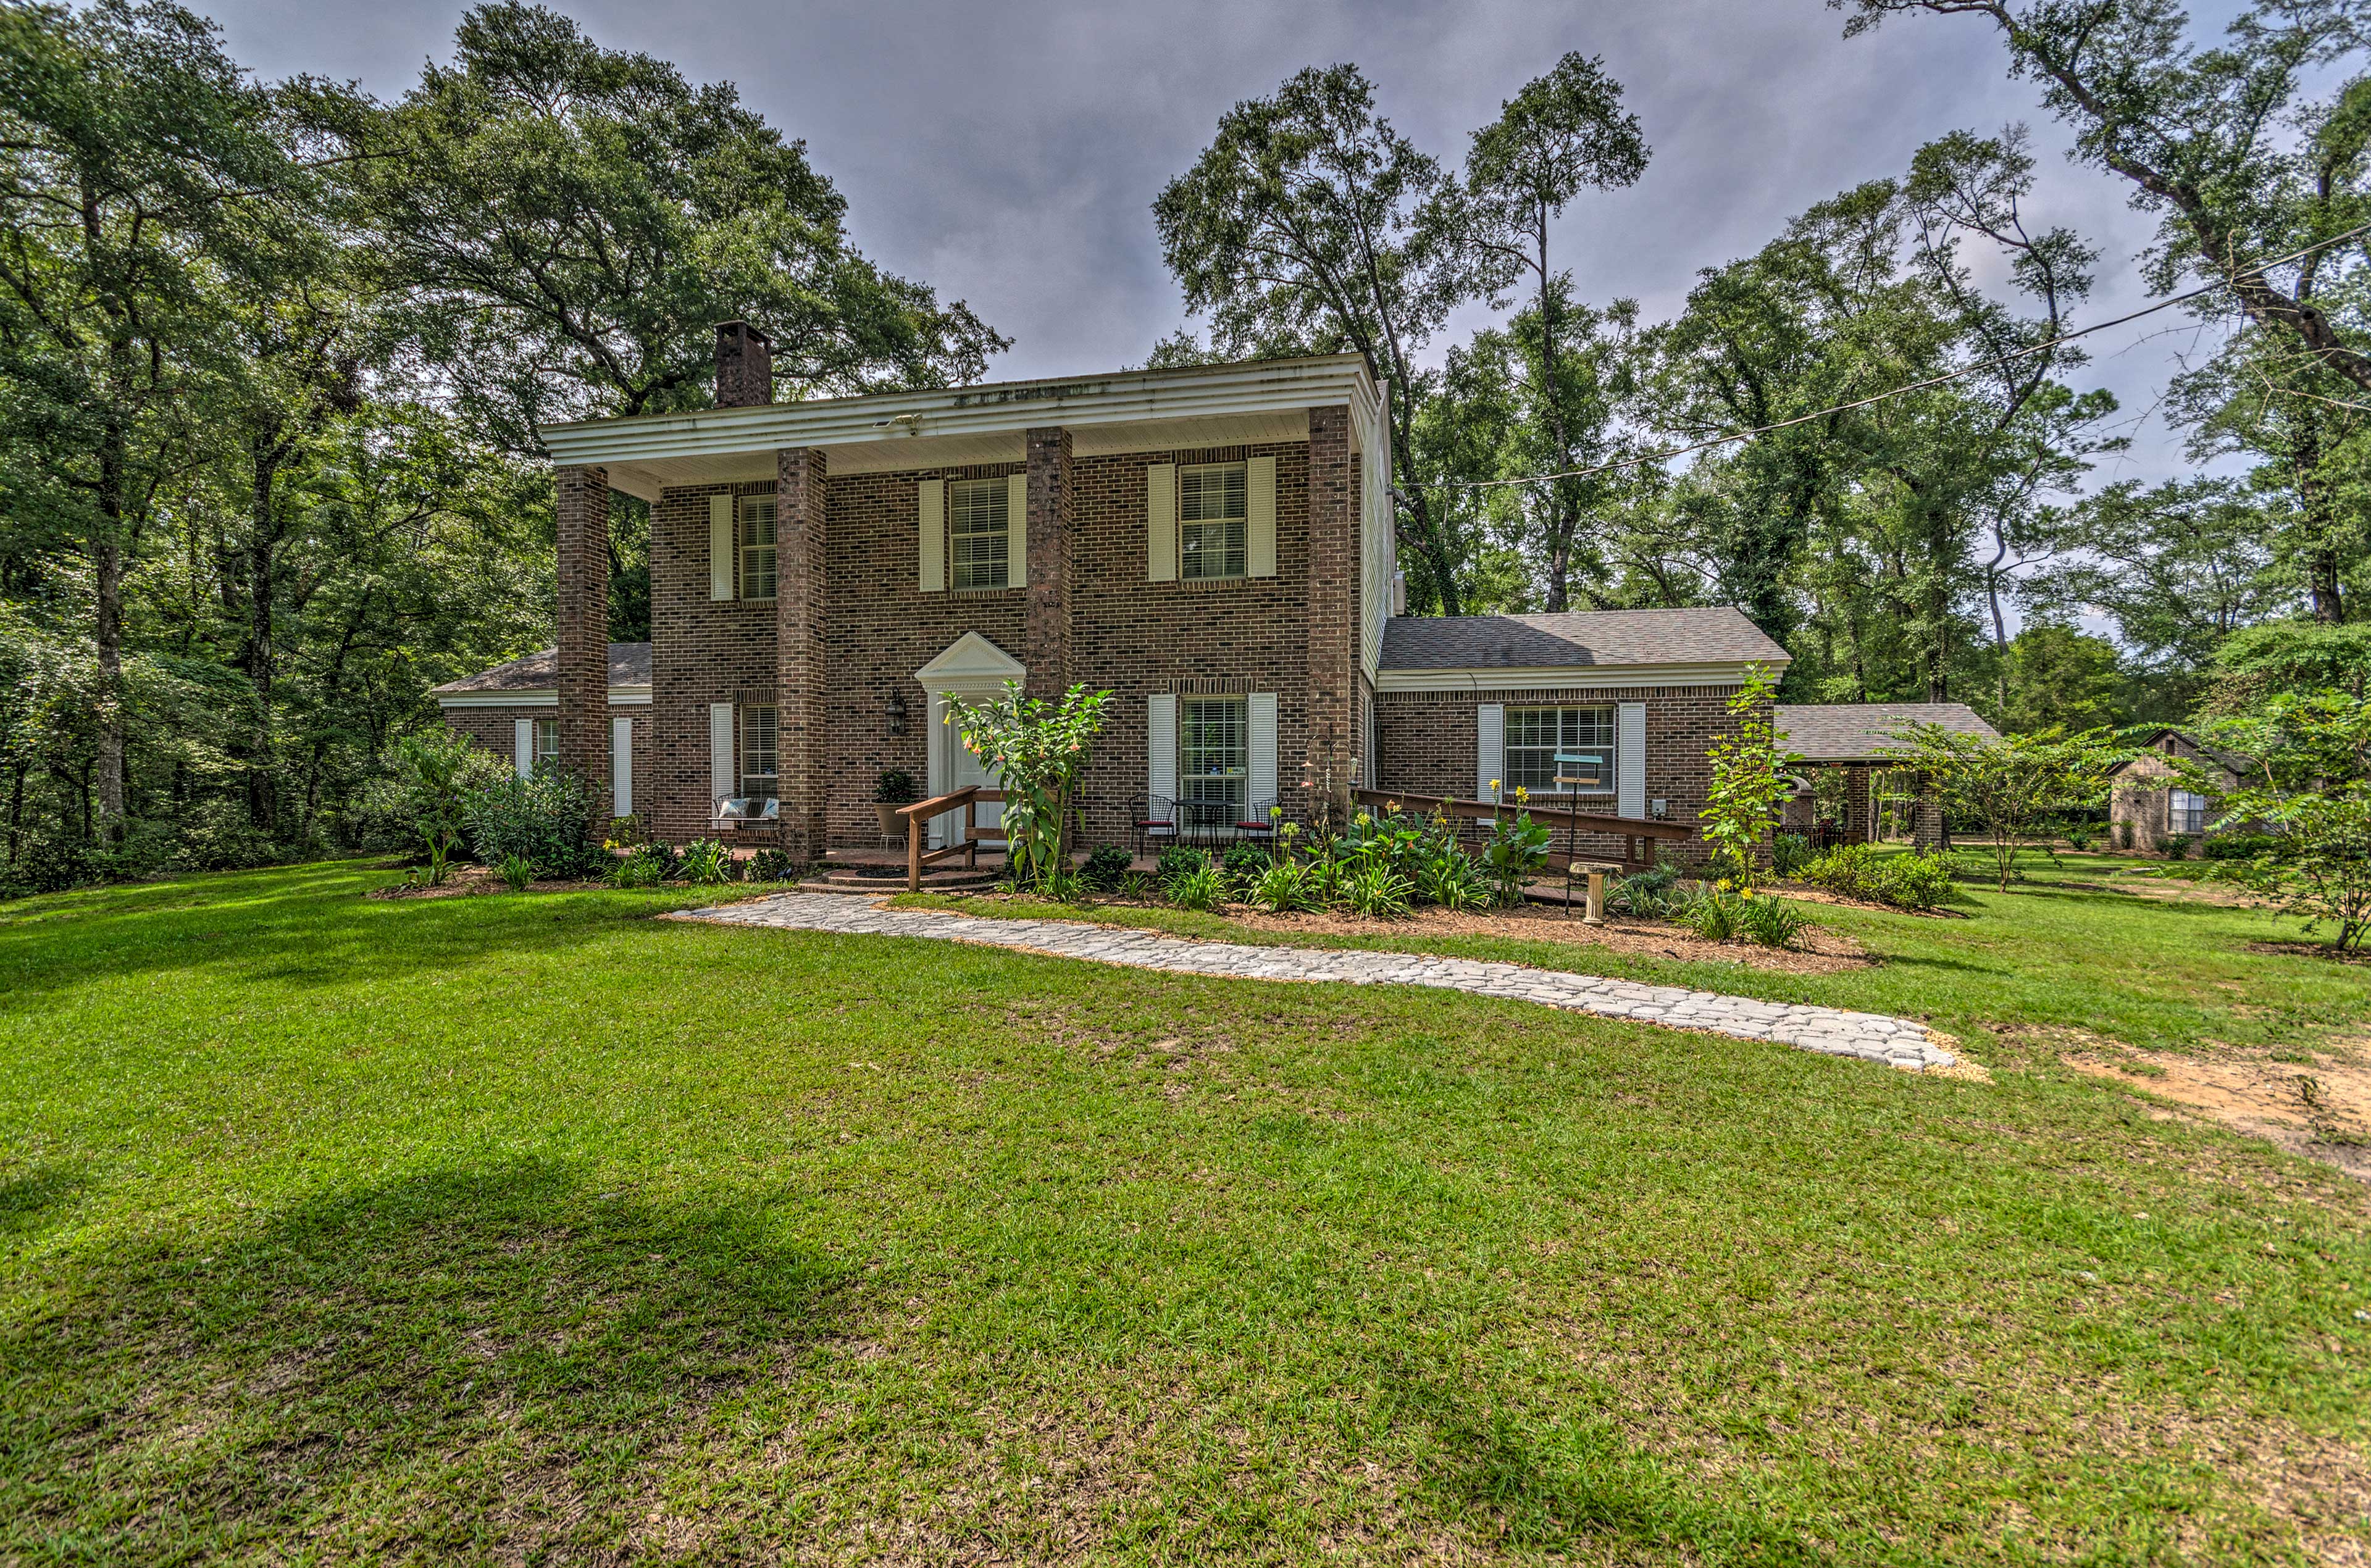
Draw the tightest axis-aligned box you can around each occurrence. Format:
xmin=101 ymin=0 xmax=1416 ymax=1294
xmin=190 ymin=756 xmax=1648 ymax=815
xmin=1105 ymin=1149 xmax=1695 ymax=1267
xmin=1476 ymin=704 xmax=1503 ymax=806
xmin=1617 ymin=702 xmax=1647 ymax=819
xmin=513 ymin=718 xmax=533 ymax=780
xmin=1246 ymin=454 xmax=1276 ymax=577
xmin=611 ymin=715 xmax=633 ymax=818
xmin=1248 ymin=693 xmax=1278 ymax=811
xmin=1147 ymin=693 xmax=1177 ymax=803
xmin=709 ymin=494 xmax=734 ymax=601
xmin=1006 ymin=472 xmax=1029 ymax=590
xmin=1146 ymin=463 xmax=1176 ymax=582
xmin=918 ymin=479 xmax=945 ymax=593
xmin=709 ymin=703 xmax=735 ymax=803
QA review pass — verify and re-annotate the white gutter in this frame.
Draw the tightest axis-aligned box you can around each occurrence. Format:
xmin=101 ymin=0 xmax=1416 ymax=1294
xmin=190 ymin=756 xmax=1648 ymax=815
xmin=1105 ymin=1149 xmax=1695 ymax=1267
xmin=1374 ymin=661 xmax=1788 ymax=693
xmin=540 ymin=354 xmax=1378 ymax=468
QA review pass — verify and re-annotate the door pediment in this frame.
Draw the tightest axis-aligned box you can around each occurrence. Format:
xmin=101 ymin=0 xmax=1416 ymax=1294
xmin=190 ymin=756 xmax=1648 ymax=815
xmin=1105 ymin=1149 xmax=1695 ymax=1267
xmin=915 ymin=632 xmax=1025 ymax=688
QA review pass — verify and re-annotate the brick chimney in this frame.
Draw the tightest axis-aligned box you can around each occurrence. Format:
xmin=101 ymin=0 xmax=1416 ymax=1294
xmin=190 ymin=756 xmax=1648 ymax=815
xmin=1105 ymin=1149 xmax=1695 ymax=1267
xmin=714 ymin=319 xmax=773 ymax=407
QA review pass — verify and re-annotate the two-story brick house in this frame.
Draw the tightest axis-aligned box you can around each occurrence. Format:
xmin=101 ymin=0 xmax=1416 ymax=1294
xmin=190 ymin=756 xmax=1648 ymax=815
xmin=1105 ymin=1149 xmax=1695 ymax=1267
xmin=435 ymin=327 xmax=1788 ymax=865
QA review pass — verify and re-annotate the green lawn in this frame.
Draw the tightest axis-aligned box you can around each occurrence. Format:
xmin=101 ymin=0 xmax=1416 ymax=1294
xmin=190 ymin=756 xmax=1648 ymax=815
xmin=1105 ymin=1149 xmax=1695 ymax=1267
xmin=2 ymin=861 xmax=2367 ymax=1563
xmin=898 ymin=850 xmax=2371 ymax=1061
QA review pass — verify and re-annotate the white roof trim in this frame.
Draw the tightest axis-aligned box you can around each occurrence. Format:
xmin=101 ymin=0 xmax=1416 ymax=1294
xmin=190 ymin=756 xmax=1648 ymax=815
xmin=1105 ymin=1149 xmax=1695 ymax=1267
xmin=914 ymin=630 xmax=1026 ymax=685
xmin=1374 ymin=661 xmax=1784 ymax=694
xmin=541 ymin=354 xmax=1378 ymax=501
xmin=437 ymin=686 xmax=651 ymax=709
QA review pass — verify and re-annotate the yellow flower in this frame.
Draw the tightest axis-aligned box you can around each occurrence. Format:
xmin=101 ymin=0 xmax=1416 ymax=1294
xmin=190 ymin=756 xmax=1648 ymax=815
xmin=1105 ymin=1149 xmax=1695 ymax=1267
xmin=1717 ymin=878 xmax=1732 ymax=891
xmin=1514 ymin=785 xmax=1531 ymax=804
xmin=1489 ymin=778 xmax=1500 ymax=791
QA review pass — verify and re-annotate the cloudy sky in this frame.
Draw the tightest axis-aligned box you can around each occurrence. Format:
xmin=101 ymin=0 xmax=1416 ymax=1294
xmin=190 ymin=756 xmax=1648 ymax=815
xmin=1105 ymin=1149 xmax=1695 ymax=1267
xmin=201 ymin=0 xmax=2257 ymax=490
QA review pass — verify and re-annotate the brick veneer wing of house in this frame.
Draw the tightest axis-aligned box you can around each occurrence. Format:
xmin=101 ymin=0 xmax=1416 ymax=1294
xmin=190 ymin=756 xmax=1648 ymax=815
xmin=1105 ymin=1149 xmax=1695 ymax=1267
xmin=432 ymin=642 xmax=653 ymax=820
xmin=434 ymin=327 xmax=1807 ymax=864
xmin=2106 ymin=728 xmax=2254 ymax=853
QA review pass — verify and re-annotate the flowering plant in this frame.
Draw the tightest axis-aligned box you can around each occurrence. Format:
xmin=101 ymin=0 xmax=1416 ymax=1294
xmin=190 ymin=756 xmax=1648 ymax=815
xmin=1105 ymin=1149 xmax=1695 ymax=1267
xmin=946 ymin=680 xmax=1114 ymax=896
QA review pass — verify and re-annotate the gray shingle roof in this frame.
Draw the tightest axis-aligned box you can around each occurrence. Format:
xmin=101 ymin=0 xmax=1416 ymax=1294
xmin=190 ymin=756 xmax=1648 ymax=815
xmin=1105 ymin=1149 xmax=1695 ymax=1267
xmin=1774 ymin=703 xmax=1999 ymax=763
xmin=432 ymin=642 xmax=651 ymax=696
xmin=1378 ymin=608 xmax=1789 ymax=672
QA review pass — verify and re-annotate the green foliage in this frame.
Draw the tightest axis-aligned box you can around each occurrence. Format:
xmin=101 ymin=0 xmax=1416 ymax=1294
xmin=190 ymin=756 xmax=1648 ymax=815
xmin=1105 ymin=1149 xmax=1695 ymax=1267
xmin=496 ymin=854 xmax=535 ymax=892
xmin=1881 ymin=722 xmax=2125 ymax=891
xmin=1674 ymin=883 xmax=1742 ymax=942
xmin=389 ymin=732 xmax=506 ymax=886
xmin=1415 ymin=848 xmax=1489 ymax=911
xmin=604 ymin=843 xmax=671 ymax=889
xmin=1155 ymin=844 xmax=1205 ymax=883
xmin=1479 ymin=812 xmax=1553 ymax=907
xmin=1610 ymin=862 xmax=1681 ymax=917
xmin=1701 ymin=665 xmax=1800 ymax=885
xmin=1162 ymin=863 xmax=1224 ymax=912
xmin=1735 ymin=890 xmax=1812 ymax=950
xmin=746 ymin=848 xmax=794 ymax=883
xmin=1219 ymin=840 xmax=1271 ymax=892
xmin=1081 ymin=844 xmax=1134 ymax=893
xmin=2161 ymin=834 xmax=2194 ymax=862
xmin=2202 ymin=833 xmax=2281 ymax=862
xmin=463 ymin=767 xmax=601 ymax=877
xmin=2001 ymin=623 xmax=2128 ymax=735
xmin=1249 ymin=858 xmax=1322 ymax=914
xmin=2186 ymin=690 xmax=2371 ymax=953
xmin=1801 ymin=844 xmax=1958 ymax=912
xmin=1770 ymin=833 xmax=1813 ymax=880
xmin=1341 ymin=862 xmax=1415 ymax=920
xmin=874 ymin=770 xmax=919 ymax=805
xmin=946 ymin=680 xmax=1114 ymax=898
xmin=676 ymin=838 xmax=733 ymax=887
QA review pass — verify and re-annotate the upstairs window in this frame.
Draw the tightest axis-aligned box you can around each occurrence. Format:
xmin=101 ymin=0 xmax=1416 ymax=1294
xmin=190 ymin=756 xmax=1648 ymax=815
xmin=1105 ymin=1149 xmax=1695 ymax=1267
xmin=740 ymin=496 xmax=778 ymax=600
xmin=1179 ymin=462 xmax=1247 ymax=580
xmin=948 ymin=477 xmax=1010 ymax=590
xmin=741 ymin=705 xmax=779 ymax=801
xmin=1505 ymin=706 xmax=1615 ymax=796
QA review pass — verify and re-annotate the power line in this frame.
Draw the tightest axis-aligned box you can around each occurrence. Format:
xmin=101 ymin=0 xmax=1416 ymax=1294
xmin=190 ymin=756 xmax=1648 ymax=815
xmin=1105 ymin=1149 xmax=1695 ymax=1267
xmin=1397 ymin=217 xmax=2371 ymax=495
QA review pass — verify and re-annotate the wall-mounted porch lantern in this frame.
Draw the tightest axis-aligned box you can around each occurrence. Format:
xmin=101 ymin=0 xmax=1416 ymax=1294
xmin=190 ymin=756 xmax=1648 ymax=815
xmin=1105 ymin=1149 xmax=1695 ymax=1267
xmin=885 ymin=692 xmax=908 ymax=736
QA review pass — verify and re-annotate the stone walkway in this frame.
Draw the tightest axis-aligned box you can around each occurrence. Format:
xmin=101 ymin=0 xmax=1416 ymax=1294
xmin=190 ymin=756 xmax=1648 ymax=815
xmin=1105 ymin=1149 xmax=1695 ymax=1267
xmin=677 ymin=892 xmax=1960 ymax=1073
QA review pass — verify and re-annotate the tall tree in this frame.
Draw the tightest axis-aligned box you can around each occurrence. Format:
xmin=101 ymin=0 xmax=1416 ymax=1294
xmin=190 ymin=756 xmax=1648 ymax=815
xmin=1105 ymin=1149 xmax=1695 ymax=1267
xmin=338 ymin=1 xmax=1007 ymax=451
xmin=0 ymin=0 xmax=293 ymax=837
xmin=1439 ymin=52 xmax=1648 ymax=609
xmin=1154 ymin=64 xmax=1479 ymax=612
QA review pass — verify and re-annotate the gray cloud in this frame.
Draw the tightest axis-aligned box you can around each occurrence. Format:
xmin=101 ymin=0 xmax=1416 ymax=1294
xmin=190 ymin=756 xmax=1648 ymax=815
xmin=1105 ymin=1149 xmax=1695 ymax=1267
xmin=206 ymin=0 xmax=2259 ymax=489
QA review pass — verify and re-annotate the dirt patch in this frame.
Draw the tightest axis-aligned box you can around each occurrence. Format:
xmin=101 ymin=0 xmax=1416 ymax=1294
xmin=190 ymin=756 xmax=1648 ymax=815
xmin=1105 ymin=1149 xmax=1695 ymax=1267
xmin=366 ymin=866 xmax=605 ymax=901
xmin=934 ymin=895 xmax=1875 ymax=976
xmin=2052 ymin=1029 xmax=2371 ymax=1185
xmin=2248 ymin=941 xmax=2371 ymax=966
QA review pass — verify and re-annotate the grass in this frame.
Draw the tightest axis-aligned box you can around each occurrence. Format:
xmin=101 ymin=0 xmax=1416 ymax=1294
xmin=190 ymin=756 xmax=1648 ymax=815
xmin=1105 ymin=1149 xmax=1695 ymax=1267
xmin=898 ymin=849 xmax=2371 ymax=1060
xmin=0 ymin=859 xmax=2365 ymax=1562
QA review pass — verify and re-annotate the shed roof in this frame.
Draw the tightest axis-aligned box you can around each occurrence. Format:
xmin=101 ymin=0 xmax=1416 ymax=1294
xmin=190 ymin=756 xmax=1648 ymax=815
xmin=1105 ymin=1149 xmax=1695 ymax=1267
xmin=1774 ymin=703 xmax=1999 ymax=763
xmin=1378 ymin=608 xmax=1788 ymax=673
xmin=431 ymin=641 xmax=650 ymax=696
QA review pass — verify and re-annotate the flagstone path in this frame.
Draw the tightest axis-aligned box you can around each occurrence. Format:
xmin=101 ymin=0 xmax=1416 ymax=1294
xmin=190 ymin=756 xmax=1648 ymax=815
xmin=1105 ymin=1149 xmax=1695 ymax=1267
xmin=675 ymin=892 xmax=1959 ymax=1072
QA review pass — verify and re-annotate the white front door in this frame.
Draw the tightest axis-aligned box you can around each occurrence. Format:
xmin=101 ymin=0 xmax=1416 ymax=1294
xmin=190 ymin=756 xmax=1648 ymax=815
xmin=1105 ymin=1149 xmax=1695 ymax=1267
xmin=945 ymin=699 xmax=1004 ymax=830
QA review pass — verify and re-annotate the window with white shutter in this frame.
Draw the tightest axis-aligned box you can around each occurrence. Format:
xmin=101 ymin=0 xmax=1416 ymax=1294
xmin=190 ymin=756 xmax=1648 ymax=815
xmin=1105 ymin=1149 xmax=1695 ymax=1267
xmin=738 ymin=497 xmax=778 ymax=600
xmin=947 ymin=477 xmax=1010 ymax=590
xmin=1179 ymin=462 xmax=1247 ymax=580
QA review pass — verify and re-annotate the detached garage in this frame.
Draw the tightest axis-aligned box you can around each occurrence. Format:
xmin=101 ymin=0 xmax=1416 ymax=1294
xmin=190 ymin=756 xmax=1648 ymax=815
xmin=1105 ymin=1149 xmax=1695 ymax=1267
xmin=1371 ymin=609 xmax=1790 ymax=867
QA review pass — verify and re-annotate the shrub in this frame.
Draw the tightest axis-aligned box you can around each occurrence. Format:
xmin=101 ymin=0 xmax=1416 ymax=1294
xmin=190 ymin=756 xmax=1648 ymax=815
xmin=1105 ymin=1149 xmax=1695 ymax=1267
xmin=388 ymin=729 xmax=507 ymax=886
xmin=2063 ymin=823 xmax=2097 ymax=851
xmin=1676 ymin=883 xmax=1742 ymax=941
xmin=1610 ymin=863 xmax=1680 ymax=917
xmin=873 ymin=769 xmax=918 ymax=804
xmin=2117 ymin=820 xmax=2135 ymax=849
xmin=1736 ymin=889 xmax=1812 ymax=949
xmin=677 ymin=838 xmax=734 ymax=886
xmin=2162 ymin=833 xmax=2194 ymax=861
xmin=746 ymin=848 xmax=795 ymax=882
xmin=1220 ymin=839 xmax=1271 ymax=890
xmin=497 ymin=854 xmax=535 ymax=891
xmin=1081 ymin=843 xmax=1134 ymax=891
xmin=1156 ymin=843 xmax=1205 ymax=882
xmin=1770 ymin=833 xmax=1813 ymax=880
xmin=1164 ymin=863 xmax=1224 ymax=911
xmin=465 ymin=768 xmax=603 ymax=878
xmin=944 ymin=680 xmax=1114 ymax=896
xmin=2202 ymin=833 xmax=2280 ymax=861
xmin=606 ymin=843 xmax=669 ymax=888
xmin=1250 ymin=857 xmax=1321 ymax=913
xmin=1416 ymin=848 xmax=1487 ymax=911
xmin=1342 ymin=862 xmax=1414 ymax=919
xmin=1116 ymin=870 xmax=1155 ymax=901
xmin=1043 ymin=867 xmax=1087 ymax=903
xmin=1802 ymin=843 xmax=1955 ymax=911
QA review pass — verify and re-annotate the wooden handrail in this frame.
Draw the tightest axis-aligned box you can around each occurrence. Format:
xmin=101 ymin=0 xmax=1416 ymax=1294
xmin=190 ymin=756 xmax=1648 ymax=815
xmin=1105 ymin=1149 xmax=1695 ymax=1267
xmin=901 ymin=785 xmax=1009 ymax=890
xmin=1353 ymin=788 xmax=1692 ymax=840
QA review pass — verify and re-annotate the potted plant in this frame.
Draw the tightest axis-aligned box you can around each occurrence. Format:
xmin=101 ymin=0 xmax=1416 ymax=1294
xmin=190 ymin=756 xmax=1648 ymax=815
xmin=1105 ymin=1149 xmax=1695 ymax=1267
xmin=873 ymin=768 xmax=919 ymax=835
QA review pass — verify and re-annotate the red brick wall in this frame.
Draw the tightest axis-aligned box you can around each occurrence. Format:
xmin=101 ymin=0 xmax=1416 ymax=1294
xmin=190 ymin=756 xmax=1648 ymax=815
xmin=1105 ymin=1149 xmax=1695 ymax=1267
xmin=777 ymin=446 xmax=829 ymax=858
xmin=1374 ymin=685 xmax=1760 ymax=867
xmin=554 ymin=465 xmax=611 ymax=835
xmin=648 ymin=480 xmax=787 ymax=842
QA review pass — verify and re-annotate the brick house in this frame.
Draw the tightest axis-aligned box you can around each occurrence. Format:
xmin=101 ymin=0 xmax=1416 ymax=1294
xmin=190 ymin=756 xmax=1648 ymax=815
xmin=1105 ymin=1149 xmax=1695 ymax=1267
xmin=2107 ymin=730 xmax=2251 ymax=853
xmin=434 ymin=329 xmax=1789 ymax=865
